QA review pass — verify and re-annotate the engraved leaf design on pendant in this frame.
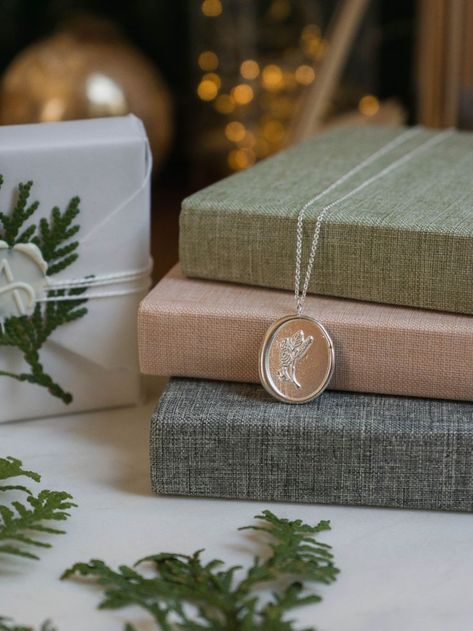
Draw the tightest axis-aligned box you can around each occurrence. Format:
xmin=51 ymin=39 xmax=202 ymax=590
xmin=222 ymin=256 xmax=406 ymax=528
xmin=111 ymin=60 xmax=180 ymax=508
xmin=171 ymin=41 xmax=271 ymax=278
xmin=277 ymin=329 xmax=313 ymax=388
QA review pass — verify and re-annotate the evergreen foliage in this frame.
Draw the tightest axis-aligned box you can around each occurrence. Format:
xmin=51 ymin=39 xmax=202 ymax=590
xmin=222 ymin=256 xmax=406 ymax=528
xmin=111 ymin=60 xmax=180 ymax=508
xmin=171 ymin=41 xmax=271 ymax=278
xmin=63 ymin=510 xmax=339 ymax=630
xmin=0 ymin=176 xmax=87 ymax=403
xmin=0 ymin=456 xmax=76 ymax=561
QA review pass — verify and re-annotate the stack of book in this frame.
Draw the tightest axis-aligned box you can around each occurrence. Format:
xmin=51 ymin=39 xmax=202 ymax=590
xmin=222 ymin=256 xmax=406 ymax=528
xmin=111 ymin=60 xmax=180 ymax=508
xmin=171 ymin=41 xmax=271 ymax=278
xmin=138 ymin=125 xmax=473 ymax=512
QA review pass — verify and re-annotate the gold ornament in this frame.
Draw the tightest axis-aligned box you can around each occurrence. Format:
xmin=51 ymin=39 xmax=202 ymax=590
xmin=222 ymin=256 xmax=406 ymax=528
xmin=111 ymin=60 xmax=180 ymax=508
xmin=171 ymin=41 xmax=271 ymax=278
xmin=0 ymin=17 xmax=172 ymax=170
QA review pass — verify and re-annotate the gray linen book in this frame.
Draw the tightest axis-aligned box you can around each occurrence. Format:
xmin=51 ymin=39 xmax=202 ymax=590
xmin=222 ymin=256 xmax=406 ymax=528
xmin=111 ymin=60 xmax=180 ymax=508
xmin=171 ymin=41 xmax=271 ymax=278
xmin=151 ymin=378 xmax=473 ymax=512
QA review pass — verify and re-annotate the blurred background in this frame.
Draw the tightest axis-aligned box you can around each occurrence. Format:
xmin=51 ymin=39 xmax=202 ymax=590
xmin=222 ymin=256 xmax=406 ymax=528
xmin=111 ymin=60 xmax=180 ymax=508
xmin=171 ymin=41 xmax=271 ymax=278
xmin=0 ymin=0 xmax=471 ymax=278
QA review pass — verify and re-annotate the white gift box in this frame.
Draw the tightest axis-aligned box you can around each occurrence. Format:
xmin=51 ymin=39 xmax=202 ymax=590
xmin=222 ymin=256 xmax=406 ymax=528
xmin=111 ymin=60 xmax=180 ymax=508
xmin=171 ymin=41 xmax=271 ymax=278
xmin=0 ymin=115 xmax=151 ymax=422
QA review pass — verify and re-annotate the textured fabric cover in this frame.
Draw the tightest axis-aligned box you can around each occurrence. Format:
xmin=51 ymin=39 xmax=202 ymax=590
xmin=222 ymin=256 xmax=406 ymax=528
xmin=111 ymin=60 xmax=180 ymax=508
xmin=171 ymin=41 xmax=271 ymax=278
xmin=180 ymin=125 xmax=473 ymax=314
xmin=150 ymin=378 xmax=473 ymax=512
xmin=139 ymin=265 xmax=473 ymax=401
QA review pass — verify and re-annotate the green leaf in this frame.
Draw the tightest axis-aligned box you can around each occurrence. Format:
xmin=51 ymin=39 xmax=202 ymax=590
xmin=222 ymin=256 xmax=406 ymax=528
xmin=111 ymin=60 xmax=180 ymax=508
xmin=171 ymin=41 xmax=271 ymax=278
xmin=0 ymin=457 xmax=76 ymax=563
xmin=0 ymin=180 xmax=39 ymax=245
xmin=0 ymin=177 xmax=88 ymax=403
xmin=63 ymin=511 xmax=339 ymax=630
xmin=31 ymin=197 xmax=81 ymax=272
xmin=0 ymin=457 xmax=40 ymax=483
xmin=0 ymin=485 xmax=33 ymax=495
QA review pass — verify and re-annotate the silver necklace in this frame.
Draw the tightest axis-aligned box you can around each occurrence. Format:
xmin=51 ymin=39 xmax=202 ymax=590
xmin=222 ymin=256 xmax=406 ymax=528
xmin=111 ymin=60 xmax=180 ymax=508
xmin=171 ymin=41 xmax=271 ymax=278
xmin=259 ymin=127 xmax=452 ymax=404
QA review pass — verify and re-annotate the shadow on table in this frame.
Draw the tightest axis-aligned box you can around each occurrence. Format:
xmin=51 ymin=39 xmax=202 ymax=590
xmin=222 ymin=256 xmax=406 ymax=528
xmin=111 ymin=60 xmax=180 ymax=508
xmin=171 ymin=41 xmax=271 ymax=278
xmin=71 ymin=402 xmax=155 ymax=497
xmin=64 ymin=380 xmax=166 ymax=497
xmin=61 ymin=380 xmax=164 ymax=496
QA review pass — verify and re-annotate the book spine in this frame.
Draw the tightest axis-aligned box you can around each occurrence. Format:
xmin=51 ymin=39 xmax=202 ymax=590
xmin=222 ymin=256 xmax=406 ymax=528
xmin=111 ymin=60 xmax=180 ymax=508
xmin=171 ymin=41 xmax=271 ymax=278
xmin=180 ymin=208 xmax=473 ymax=315
xmin=138 ymin=273 xmax=473 ymax=402
xmin=151 ymin=379 xmax=473 ymax=512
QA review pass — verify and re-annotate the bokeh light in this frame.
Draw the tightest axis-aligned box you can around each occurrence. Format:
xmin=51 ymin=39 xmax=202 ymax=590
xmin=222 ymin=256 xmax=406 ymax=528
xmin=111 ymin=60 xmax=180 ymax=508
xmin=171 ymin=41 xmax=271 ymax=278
xmin=231 ymin=83 xmax=254 ymax=105
xmin=225 ymin=120 xmax=246 ymax=142
xmin=358 ymin=94 xmax=380 ymax=116
xmin=198 ymin=51 xmax=219 ymax=71
xmin=295 ymin=64 xmax=315 ymax=85
xmin=201 ymin=0 xmax=222 ymax=17
xmin=197 ymin=78 xmax=219 ymax=101
xmin=202 ymin=72 xmax=221 ymax=89
xmin=240 ymin=59 xmax=260 ymax=80
xmin=262 ymin=64 xmax=284 ymax=91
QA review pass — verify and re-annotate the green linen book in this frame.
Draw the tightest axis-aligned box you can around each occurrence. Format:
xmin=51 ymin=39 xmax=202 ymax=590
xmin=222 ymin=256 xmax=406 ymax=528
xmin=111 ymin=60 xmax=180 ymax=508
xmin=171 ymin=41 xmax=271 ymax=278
xmin=180 ymin=125 xmax=473 ymax=314
xmin=151 ymin=378 xmax=473 ymax=512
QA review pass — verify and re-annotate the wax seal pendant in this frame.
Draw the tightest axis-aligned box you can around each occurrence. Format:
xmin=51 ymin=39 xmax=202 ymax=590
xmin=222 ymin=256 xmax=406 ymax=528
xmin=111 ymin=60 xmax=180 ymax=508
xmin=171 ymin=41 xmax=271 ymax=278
xmin=259 ymin=315 xmax=334 ymax=404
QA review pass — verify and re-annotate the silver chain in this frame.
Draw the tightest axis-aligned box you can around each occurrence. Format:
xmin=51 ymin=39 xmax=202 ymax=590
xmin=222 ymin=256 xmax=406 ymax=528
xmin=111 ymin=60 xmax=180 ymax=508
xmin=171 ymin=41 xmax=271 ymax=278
xmin=294 ymin=127 xmax=453 ymax=316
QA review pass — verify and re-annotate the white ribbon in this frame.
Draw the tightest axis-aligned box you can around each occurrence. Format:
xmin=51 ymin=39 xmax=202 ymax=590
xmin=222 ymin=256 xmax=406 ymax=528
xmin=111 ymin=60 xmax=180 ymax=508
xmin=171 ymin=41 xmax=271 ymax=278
xmin=38 ymin=258 xmax=153 ymax=302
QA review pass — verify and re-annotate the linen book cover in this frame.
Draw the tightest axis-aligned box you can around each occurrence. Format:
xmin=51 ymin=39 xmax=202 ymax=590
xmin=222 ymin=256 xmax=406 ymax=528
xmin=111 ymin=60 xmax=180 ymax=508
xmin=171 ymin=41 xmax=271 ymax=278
xmin=139 ymin=265 xmax=473 ymax=401
xmin=151 ymin=378 xmax=473 ymax=512
xmin=180 ymin=125 xmax=473 ymax=315
xmin=0 ymin=115 xmax=151 ymax=422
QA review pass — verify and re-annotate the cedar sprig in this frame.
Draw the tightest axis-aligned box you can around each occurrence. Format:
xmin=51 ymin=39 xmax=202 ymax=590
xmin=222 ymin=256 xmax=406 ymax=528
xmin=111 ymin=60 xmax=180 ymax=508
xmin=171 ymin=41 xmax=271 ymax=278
xmin=0 ymin=177 xmax=39 ymax=246
xmin=0 ymin=176 xmax=88 ymax=404
xmin=62 ymin=510 xmax=339 ymax=630
xmin=0 ymin=289 xmax=87 ymax=404
xmin=31 ymin=198 xmax=80 ymax=276
xmin=0 ymin=456 xmax=40 ymax=495
xmin=0 ymin=458 xmax=69 ymax=630
xmin=0 ymin=456 xmax=76 ymax=562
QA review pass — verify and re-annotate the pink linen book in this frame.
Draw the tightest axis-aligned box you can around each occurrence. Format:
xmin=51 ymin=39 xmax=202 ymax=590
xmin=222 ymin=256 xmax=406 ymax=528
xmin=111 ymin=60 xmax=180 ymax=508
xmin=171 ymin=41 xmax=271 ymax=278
xmin=138 ymin=265 xmax=473 ymax=401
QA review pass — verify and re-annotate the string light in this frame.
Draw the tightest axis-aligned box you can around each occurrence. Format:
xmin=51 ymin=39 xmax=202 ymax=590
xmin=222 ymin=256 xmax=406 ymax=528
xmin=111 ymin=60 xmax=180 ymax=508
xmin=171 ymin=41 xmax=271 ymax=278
xmin=197 ymin=9 xmax=361 ymax=174
xmin=202 ymin=72 xmax=221 ymax=89
xmin=358 ymin=94 xmax=380 ymax=116
xmin=225 ymin=121 xmax=246 ymax=142
xmin=198 ymin=51 xmax=219 ymax=71
xmin=295 ymin=64 xmax=315 ymax=85
xmin=231 ymin=83 xmax=254 ymax=105
xmin=262 ymin=65 xmax=284 ymax=91
xmin=201 ymin=0 xmax=222 ymax=17
xmin=197 ymin=78 xmax=219 ymax=101
xmin=240 ymin=59 xmax=260 ymax=80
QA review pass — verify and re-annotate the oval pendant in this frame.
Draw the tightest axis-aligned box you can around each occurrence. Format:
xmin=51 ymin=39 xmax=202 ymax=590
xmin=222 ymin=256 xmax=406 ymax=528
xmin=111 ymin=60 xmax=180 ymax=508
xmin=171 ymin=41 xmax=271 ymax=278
xmin=259 ymin=315 xmax=334 ymax=404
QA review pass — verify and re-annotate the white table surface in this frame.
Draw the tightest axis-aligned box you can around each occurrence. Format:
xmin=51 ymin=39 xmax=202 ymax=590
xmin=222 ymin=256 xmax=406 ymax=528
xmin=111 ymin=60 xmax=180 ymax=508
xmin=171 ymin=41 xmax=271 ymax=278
xmin=1 ymin=385 xmax=473 ymax=631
